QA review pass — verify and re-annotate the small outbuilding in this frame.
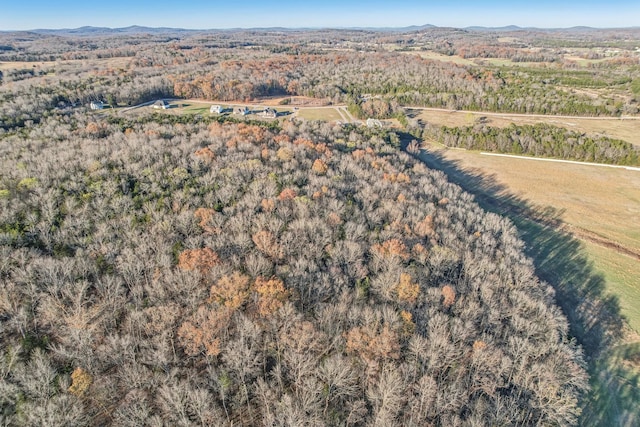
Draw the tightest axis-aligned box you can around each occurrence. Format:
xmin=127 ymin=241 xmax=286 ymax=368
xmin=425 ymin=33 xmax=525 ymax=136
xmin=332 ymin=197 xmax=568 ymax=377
xmin=366 ymin=118 xmax=383 ymax=128
xmin=233 ymin=106 xmax=250 ymax=116
xmin=210 ymin=105 xmax=223 ymax=114
xmin=259 ymin=107 xmax=278 ymax=119
xmin=153 ymin=100 xmax=170 ymax=110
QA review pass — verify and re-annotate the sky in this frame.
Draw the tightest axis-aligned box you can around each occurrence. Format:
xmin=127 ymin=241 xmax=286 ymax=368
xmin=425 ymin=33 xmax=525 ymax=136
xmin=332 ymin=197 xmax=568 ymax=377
xmin=1 ymin=0 xmax=639 ymax=31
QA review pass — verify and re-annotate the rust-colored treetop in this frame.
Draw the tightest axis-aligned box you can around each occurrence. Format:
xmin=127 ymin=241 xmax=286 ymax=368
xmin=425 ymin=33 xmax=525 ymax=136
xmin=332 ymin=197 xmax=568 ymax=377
xmin=177 ymin=248 xmax=220 ymax=273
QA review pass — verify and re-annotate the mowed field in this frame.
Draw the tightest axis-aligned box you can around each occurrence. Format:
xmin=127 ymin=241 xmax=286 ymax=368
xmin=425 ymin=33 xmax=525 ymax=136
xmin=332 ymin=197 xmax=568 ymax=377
xmin=583 ymin=241 xmax=640 ymax=332
xmin=0 ymin=57 xmax=132 ymax=71
xmin=0 ymin=61 xmax=56 ymax=70
xmin=397 ymin=50 xmax=477 ymax=66
xmin=397 ymin=49 xmax=616 ymax=68
xmin=413 ymin=109 xmax=640 ymax=146
xmin=423 ymin=143 xmax=640 ymax=332
xmin=297 ymin=107 xmax=343 ymax=121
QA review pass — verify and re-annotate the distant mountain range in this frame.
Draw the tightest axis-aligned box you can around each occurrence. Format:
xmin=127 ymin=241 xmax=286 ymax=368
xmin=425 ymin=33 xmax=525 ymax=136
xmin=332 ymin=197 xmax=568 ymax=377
xmin=3 ymin=24 xmax=638 ymax=36
xmin=28 ymin=25 xmax=199 ymax=36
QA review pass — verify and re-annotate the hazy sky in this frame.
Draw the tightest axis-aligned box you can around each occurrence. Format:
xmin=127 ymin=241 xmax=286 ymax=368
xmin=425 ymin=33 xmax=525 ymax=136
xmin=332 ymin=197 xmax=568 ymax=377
xmin=1 ymin=0 xmax=638 ymax=30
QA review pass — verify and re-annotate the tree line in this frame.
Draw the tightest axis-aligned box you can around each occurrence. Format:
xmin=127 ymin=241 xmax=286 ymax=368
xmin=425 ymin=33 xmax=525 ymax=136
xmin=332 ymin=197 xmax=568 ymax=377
xmin=423 ymin=122 xmax=640 ymax=165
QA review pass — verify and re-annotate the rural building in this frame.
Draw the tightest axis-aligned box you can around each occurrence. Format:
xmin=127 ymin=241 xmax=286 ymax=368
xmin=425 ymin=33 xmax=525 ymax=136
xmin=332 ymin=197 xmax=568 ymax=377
xmin=233 ymin=106 xmax=250 ymax=116
xmin=366 ymin=118 xmax=383 ymax=128
xmin=152 ymin=99 xmax=170 ymax=110
xmin=259 ymin=107 xmax=278 ymax=119
xmin=210 ymin=105 xmax=223 ymax=114
xmin=90 ymin=101 xmax=104 ymax=110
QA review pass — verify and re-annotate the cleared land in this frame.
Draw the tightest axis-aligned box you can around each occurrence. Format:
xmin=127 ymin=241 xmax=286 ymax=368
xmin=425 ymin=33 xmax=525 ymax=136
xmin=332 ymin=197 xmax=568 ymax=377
xmin=0 ymin=57 xmax=132 ymax=71
xmin=583 ymin=241 xmax=640 ymax=333
xmin=414 ymin=108 xmax=640 ymax=145
xmin=398 ymin=50 xmax=612 ymax=68
xmin=398 ymin=50 xmax=477 ymax=65
xmin=422 ymin=142 xmax=640 ymax=331
xmin=296 ymin=107 xmax=343 ymax=121
xmin=0 ymin=61 xmax=56 ymax=70
xmin=172 ymin=102 xmax=212 ymax=115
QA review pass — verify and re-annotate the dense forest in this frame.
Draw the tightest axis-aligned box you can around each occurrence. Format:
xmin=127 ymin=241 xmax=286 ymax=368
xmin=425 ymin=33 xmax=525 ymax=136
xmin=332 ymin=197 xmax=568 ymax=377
xmin=0 ymin=112 xmax=588 ymax=425
xmin=1 ymin=26 xmax=639 ymax=425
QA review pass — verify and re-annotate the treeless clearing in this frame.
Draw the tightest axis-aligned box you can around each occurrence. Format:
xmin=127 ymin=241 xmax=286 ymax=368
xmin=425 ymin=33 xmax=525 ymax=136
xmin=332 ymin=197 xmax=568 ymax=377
xmin=399 ymin=51 xmax=551 ymax=67
xmin=259 ymin=96 xmax=328 ymax=107
xmin=399 ymin=50 xmax=476 ymax=65
xmin=472 ymin=58 xmax=549 ymax=67
xmin=0 ymin=61 xmax=56 ymax=70
xmin=583 ymin=241 xmax=640 ymax=333
xmin=296 ymin=107 xmax=343 ymax=121
xmin=415 ymin=108 xmax=640 ymax=145
xmin=563 ymin=55 xmax=610 ymax=66
xmin=422 ymin=143 xmax=640 ymax=331
xmin=173 ymin=102 xmax=211 ymax=114
xmin=431 ymin=144 xmax=640 ymax=253
xmin=0 ymin=57 xmax=132 ymax=71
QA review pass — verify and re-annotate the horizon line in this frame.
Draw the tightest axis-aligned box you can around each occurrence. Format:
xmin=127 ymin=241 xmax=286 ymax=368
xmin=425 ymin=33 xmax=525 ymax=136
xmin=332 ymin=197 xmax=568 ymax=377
xmin=3 ymin=23 xmax=640 ymax=33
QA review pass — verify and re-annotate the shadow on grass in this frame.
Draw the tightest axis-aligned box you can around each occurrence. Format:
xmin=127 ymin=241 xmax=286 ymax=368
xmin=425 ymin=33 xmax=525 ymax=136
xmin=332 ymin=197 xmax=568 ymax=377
xmin=399 ymin=134 xmax=640 ymax=426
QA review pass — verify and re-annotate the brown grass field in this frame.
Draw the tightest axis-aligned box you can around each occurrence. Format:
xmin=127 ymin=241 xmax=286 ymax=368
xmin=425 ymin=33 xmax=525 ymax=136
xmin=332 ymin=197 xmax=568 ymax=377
xmin=397 ymin=49 xmax=612 ymax=68
xmin=0 ymin=57 xmax=132 ymax=71
xmin=414 ymin=109 xmax=640 ymax=145
xmin=0 ymin=61 xmax=56 ymax=70
xmin=397 ymin=50 xmax=477 ymax=65
xmin=297 ymin=107 xmax=343 ymax=121
xmin=422 ymin=142 xmax=640 ymax=332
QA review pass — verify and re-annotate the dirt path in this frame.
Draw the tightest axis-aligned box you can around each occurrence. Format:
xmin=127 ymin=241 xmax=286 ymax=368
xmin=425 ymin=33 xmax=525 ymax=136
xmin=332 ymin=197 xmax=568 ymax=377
xmin=480 ymin=152 xmax=640 ymax=172
xmin=340 ymin=106 xmax=357 ymax=123
xmin=408 ymin=106 xmax=640 ymax=121
xmin=565 ymin=225 xmax=640 ymax=261
xmin=335 ymin=107 xmax=349 ymax=122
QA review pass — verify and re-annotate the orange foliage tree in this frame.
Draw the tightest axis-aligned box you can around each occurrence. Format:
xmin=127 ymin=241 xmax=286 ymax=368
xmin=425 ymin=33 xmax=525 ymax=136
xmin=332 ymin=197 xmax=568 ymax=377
xmin=372 ymin=239 xmax=410 ymax=261
xmin=177 ymin=306 xmax=232 ymax=357
xmin=311 ymin=159 xmax=328 ymax=175
xmin=278 ymin=188 xmax=297 ymax=201
xmin=194 ymin=147 xmax=215 ymax=163
xmin=414 ymin=215 xmax=434 ymax=238
xmin=68 ymin=367 xmax=93 ymax=397
xmin=442 ymin=285 xmax=456 ymax=308
xmin=209 ymin=272 xmax=251 ymax=310
xmin=177 ymin=248 xmax=220 ymax=273
xmin=345 ymin=325 xmax=400 ymax=371
xmin=261 ymin=198 xmax=276 ymax=212
xmin=395 ymin=273 xmax=420 ymax=304
xmin=194 ymin=208 xmax=219 ymax=233
xmin=254 ymin=276 xmax=289 ymax=316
